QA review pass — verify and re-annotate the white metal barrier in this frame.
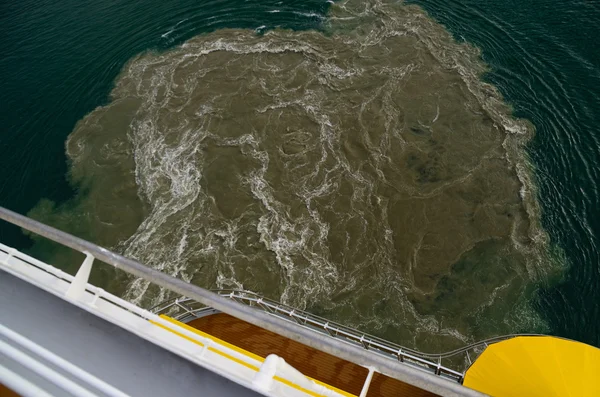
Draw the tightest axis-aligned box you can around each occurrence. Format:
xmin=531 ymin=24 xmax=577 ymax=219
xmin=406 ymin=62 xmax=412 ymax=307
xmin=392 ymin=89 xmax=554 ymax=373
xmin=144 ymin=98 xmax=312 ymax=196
xmin=0 ymin=206 xmax=485 ymax=397
xmin=0 ymin=242 xmax=348 ymax=397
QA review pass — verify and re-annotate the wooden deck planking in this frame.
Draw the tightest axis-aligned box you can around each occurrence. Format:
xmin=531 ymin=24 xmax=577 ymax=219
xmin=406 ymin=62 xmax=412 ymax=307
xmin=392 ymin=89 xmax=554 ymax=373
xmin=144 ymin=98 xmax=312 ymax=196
xmin=0 ymin=384 xmax=19 ymax=397
xmin=187 ymin=313 xmax=437 ymax=397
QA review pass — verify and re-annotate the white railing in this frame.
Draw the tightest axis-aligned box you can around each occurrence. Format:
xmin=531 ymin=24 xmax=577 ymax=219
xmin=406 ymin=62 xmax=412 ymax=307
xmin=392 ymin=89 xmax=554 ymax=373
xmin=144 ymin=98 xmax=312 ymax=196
xmin=0 ymin=206 xmax=485 ymax=397
xmin=0 ymin=324 xmax=129 ymax=397
xmin=152 ymin=294 xmax=469 ymax=381
xmin=0 ymin=243 xmax=347 ymax=397
xmin=151 ymin=292 xmax=541 ymax=376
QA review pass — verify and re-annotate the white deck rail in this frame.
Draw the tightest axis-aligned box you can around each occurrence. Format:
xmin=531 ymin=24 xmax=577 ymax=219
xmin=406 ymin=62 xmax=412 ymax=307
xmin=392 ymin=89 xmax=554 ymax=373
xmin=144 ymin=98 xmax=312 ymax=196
xmin=153 ymin=294 xmax=466 ymax=380
xmin=0 ymin=206 xmax=485 ymax=397
xmin=0 ymin=242 xmax=348 ymax=397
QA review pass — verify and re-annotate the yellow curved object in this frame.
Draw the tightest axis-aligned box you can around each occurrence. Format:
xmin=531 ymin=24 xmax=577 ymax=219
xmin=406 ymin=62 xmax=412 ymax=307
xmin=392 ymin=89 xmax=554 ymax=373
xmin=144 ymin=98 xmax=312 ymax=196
xmin=464 ymin=336 xmax=600 ymax=396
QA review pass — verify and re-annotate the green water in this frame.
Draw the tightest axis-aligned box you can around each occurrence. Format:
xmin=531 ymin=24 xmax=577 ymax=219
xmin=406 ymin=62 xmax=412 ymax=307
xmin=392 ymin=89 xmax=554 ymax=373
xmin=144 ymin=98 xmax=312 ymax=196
xmin=407 ymin=0 xmax=600 ymax=348
xmin=1 ymin=0 xmax=598 ymax=350
xmin=0 ymin=0 xmax=328 ymax=245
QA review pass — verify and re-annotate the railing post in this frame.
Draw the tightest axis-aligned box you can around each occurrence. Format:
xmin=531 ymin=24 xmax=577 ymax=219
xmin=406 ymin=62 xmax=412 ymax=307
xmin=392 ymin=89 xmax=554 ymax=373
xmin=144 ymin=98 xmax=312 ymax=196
xmin=288 ymin=310 xmax=302 ymax=324
xmin=2 ymin=247 xmax=16 ymax=265
xmin=198 ymin=340 xmax=211 ymax=359
xmin=360 ymin=335 xmax=369 ymax=349
xmin=252 ymin=354 xmax=279 ymax=392
xmin=359 ymin=368 xmax=376 ymax=397
xmin=65 ymin=253 xmax=94 ymax=301
xmin=90 ymin=289 xmax=103 ymax=307
xmin=0 ymin=206 xmax=492 ymax=396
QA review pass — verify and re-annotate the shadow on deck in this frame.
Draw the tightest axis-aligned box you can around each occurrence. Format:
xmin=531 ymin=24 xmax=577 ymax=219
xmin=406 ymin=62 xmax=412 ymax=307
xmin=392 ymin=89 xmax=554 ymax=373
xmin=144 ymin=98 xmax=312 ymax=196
xmin=188 ymin=313 xmax=438 ymax=397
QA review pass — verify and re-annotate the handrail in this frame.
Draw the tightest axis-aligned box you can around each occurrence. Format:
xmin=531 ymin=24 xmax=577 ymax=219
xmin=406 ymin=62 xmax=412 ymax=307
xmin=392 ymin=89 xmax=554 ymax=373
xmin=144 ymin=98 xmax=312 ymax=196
xmin=0 ymin=206 xmax=485 ymax=397
xmin=213 ymin=291 xmax=543 ymax=360
xmin=151 ymin=294 xmax=465 ymax=379
xmin=0 ymin=242 xmax=345 ymax=397
xmin=151 ymin=292 xmax=539 ymax=376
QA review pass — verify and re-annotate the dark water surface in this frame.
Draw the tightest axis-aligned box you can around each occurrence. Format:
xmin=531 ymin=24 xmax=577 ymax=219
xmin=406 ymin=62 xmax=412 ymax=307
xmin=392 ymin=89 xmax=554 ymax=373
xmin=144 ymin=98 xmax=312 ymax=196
xmin=0 ymin=0 xmax=328 ymax=246
xmin=407 ymin=0 xmax=600 ymax=347
xmin=1 ymin=0 xmax=598 ymax=351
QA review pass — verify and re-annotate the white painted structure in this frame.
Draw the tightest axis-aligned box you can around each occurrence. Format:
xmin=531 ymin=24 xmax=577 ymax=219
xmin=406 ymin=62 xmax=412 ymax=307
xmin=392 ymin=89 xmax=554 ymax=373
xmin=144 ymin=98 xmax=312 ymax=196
xmin=0 ymin=207 xmax=485 ymax=397
xmin=0 ymin=242 xmax=356 ymax=397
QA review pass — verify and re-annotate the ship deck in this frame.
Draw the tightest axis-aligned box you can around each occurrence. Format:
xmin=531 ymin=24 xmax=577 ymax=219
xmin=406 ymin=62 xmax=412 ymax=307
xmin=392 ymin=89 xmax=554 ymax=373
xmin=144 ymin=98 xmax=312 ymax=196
xmin=0 ymin=269 xmax=260 ymax=397
xmin=0 ymin=207 xmax=485 ymax=397
xmin=187 ymin=313 xmax=437 ymax=397
xmin=0 ymin=268 xmax=438 ymax=397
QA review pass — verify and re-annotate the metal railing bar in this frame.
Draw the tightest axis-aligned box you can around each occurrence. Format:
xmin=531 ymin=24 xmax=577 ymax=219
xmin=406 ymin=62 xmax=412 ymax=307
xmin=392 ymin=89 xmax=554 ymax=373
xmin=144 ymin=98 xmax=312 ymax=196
xmin=208 ymin=290 xmax=542 ymax=361
xmin=175 ymin=302 xmax=196 ymax=318
xmin=147 ymin=290 xmax=517 ymax=377
xmin=166 ymin=293 xmax=480 ymax=377
xmin=0 ymin=206 xmax=484 ymax=396
xmin=224 ymin=294 xmax=462 ymax=377
xmin=148 ymin=298 xmax=465 ymax=380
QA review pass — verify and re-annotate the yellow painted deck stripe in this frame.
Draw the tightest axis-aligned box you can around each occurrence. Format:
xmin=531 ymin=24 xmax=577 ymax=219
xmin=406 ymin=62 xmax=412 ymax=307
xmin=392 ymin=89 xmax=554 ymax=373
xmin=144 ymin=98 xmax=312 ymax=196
xmin=208 ymin=346 xmax=260 ymax=371
xmin=159 ymin=314 xmax=265 ymax=362
xmin=274 ymin=376 xmax=324 ymax=397
xmin=150 ymin=319 xmax=204 ymax=347
xmin=153 ymin=315 xmax=357 ymax=397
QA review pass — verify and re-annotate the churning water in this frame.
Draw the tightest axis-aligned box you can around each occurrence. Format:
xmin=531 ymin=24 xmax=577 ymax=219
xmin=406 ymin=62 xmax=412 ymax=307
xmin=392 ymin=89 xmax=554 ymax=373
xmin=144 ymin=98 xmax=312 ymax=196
xmin=4 ymin=0 xmax=598 ymax=352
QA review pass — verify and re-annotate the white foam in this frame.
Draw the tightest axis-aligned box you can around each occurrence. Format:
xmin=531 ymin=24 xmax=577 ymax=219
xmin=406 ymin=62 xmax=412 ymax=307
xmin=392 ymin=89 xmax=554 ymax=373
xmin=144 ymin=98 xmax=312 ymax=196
xmin=96 ymin=0 xmax=554 ymax=348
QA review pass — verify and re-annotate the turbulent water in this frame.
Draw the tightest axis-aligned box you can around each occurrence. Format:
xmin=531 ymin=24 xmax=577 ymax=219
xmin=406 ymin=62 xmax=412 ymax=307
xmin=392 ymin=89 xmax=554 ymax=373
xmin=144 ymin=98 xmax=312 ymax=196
xmin=23 ymin=0 xmax=563 ymax=350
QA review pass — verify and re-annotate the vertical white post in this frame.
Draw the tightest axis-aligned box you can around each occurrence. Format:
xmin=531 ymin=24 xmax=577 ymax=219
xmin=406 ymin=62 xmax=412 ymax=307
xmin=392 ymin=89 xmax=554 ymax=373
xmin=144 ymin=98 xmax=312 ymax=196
xmin=66 ymin=252 xmax=94 ymax=301
xmin=252 ymin=354 xmax=280 ymax=392
xmin=359 ymin=368 xmax=375 ymax=397
xmin=1 ymin=247 xmax=16 ymax=267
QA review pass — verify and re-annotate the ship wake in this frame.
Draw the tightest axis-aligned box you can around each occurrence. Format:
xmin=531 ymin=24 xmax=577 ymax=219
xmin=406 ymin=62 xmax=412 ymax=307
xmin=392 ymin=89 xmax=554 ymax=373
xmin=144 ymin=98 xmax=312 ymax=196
xmin=31 ymin=0 xmax=560 ymax=350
